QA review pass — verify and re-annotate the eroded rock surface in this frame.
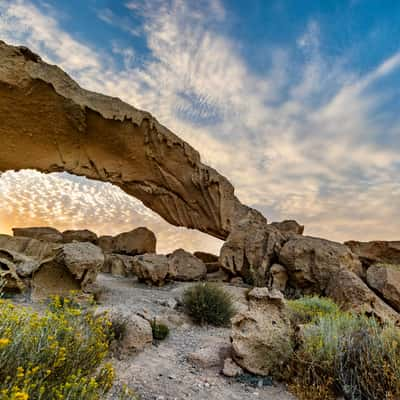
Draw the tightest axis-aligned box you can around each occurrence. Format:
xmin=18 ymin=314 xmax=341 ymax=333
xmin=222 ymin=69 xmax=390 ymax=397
xmin=326 ymin=269 xmax=399 ymax=322
xmin=279 ymin=236 xmax=363 ymax=292
xmin=168 ymin=248 xmax=207 ymax=281
xmin=0 ymin=234 xmax=103 ymax=298
xmin=112 ymin=227 xmax=156 ymax=256
xmin=345 ymin=240 xmax=400 ymax=267
xmin=231 ymin=288 xmax=292 ymax=376
xmin=367 ymin=265 xmax=400 ymax=312
xmin=12 ymin=227 xmax=63 ymax=243
xmin=62 ymin=229 xmax=98 ymax=244
xmin=220 ymin=209 xmax=285 ymax=285
xmin=132 ymin=254 xmax=174 ymax=286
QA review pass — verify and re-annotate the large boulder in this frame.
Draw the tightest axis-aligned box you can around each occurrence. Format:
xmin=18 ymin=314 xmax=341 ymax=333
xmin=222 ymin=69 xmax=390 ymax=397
xmin=366 ymin=265 xmax=400 ymax=312
xmin=326 ymin=269 xmax=399 ymax=322
xmin=231 ymin=288 xmax=292 ymax=376
xmin=220 ymin=209 xmax=285 ymax=286
xmin=132 ymin=254 xmax=175 ymax=286
xmin=345 ymin=240 xmax=400 ymax=267
xmin=279 ymin=236 xmax=363 ymax=292
xmin=194 ymin=251 xmax=221 ymax=273
xmin=103 ymin=254 xmax=136 ymax=277
xmin=112 ymin=227 xmax=156 ymax=256
xmin=62 ymin=229 xmax=98 ymax=244
xmin=168 ymin=249 xmax=207 ymax=281
xmin=57 ymin=242 xmax=104 ymax=289
xmin=12 ymin=227 xmax=63 ymax=243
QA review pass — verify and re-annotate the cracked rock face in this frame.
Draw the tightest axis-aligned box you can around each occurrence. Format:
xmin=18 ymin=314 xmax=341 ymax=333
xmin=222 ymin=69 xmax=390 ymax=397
xmin=0 ymin=40 xmax=250 ymax=241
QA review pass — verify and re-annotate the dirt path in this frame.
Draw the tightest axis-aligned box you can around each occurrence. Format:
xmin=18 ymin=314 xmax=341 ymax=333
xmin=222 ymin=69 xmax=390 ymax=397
xmin=98 ymin=274 xmax=296 ymax=400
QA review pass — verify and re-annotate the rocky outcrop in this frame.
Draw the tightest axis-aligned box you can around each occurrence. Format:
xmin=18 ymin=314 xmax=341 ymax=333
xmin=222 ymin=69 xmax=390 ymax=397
xmin=270 ymin=220 xmax=304 ymax=235
xmin=0 ymin=40 xmax=250 ymax=241
xmin=112 ymin=227 xmax=156 ymax=256
xmin=0 ymin=234 xmax=103 ymax=298
xmin=132 ymin=254 xmax=175 ymax=286
xmin=220 ymin=209 xmax=285 ymax=286
xmin=12 ymin=227 xmax=63 ymax=243
xmin=57 ymin=242 xmax=104 ymax=289
xmin=366 ymin=265 xmax=400 ymax=312
xmin=168 ymin=249 xmax=207 ymax=281
xmin=326 ymin=269 xmax=399 ymax=322
xmin=279 ymin=236 xmax=363 ymax=292
xmin=345 ymin=240 xmax=400 ymax=267
xmin=62 ymin=229 xmax=98 ymax=244
xmin=231 ymin=288 xmax=292 ymax=376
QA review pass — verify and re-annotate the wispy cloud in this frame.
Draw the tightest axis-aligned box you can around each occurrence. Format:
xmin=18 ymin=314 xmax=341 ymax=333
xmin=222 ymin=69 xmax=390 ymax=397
xmin=0 ymin=0 xmax=399 ymax=246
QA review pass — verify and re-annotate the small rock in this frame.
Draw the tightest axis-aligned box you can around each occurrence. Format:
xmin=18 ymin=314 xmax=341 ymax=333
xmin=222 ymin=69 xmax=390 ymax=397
xmin=222 ymin=358 xmax=243 ymax=377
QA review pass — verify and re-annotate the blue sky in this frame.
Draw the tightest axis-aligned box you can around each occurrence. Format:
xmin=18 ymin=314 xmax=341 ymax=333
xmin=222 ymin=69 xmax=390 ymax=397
xmin=0 ymin=0 xmax=399 ymax=247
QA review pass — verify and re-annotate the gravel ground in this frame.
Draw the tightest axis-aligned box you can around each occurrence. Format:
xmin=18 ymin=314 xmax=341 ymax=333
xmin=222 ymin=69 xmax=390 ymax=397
xmin=97 ymin=274 xmax=297 ymax=400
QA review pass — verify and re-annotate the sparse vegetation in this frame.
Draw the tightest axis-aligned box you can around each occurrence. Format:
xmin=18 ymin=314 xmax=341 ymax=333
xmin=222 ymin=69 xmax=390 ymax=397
xmin=182 ymin=283 xmax=235 ymax=326
xmin=374 ymin=262 xmax=400 ymax=272
xmin=150 ymin=319 xmax=169 ymax=341
xmin=285 ymin=297 xmax=400 ymax=400
xmin=0 ymin=294 xmax=114 ymax=400
xmin=286 ymin=295 xmax=340 ymax=325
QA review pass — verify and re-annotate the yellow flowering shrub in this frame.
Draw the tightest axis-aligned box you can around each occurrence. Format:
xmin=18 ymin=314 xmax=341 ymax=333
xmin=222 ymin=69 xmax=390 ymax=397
xmin=0 ymin=295 xmax=114 ymax=400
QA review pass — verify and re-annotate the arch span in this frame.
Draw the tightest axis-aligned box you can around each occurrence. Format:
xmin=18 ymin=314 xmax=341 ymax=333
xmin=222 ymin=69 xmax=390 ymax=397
xmin=0 ymin=40 xmax=258 ymax=240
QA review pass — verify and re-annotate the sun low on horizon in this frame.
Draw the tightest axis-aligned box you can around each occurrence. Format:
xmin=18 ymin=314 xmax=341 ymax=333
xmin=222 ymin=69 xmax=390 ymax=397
xmin=0 ymin=0 xmax=399 ymax=248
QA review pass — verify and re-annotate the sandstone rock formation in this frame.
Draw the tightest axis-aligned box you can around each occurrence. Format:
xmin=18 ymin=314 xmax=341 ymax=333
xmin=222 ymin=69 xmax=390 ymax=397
xmin=168 ymin=249 xmax=207 ymax=281
xmin=326 ymin=269 xmax=399 ymax=322
xmin=103 ymin=254 xmax=136 ymax=277
xmin=270 ymin=220 xmax=304 ymax=235
xmin=220 ymin=210 xmax=285 ymax=285
xmin=0 ymin=40 xmax=250 ymax=241
xmin=269 ymin=263 xmax=288 ymax=292
xmin=194 ymin=251 xmax=221 ymax=273
xmin=12 ymin=227 xmax=63 ymax=243
xmin=366 ymin=265 xmax=400 ymax=312
xmin=57 ymin=242 xmax=104 ymax=289
xmin=62 ymin=229 xmax=98 ymax=244
xmin=231 ymin=288 xmax=292 ymax=376
xmin=98 ymin=236 xmax=114 ymax=253
xmin=0 ymin=234 xmax=103 ymax=298
xmin=132 ymin=254 xmax=174 ymax=286
xmin=345 ymin=240 xmax=400 ymax=267
xmin=112 ymin=227 xmax=156 ymax=256
xmin=279 ymin=236 xmax=363 ymax=292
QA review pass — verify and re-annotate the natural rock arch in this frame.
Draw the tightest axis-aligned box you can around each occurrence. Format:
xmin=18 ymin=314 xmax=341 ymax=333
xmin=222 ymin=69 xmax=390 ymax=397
xmin=0 ymin=40 xmax=260 ymax=240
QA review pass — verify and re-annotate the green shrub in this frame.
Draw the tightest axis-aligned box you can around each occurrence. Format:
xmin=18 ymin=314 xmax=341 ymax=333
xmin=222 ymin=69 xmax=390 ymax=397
xmin=0 ymin=295 xmax=114 ymax=400
xmin=286 ymin=295 xmax=340 ymax=325
xmin=183 ymin=283 xmax=235 ymax=326
xmin=151 ymin=319 xmax=169 ymax=341
xmin=288 ymin=309 xmax=400 ymax=400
